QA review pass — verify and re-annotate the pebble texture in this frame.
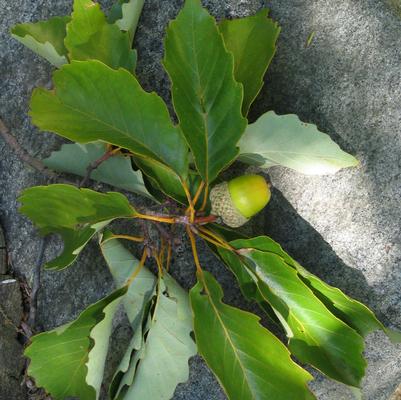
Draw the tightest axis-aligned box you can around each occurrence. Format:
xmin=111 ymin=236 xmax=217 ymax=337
xmin=0 ymin=0 xmax=400 ymax=399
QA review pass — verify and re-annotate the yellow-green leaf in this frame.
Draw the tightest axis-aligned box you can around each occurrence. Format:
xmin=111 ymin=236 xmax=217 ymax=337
xmin=19 ymin=184 xmax=135 ymax=270
xmin=220 ymin=9 xmax=280 ymax=115
xmin=11 ymin=16 xmax=70 ymax=67
xmin=65 ymin=0 xmax=136 ymax=71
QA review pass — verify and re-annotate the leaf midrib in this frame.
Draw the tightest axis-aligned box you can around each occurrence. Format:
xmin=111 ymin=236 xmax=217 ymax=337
xmin=202 ymin=280 xmax=254 ymax=399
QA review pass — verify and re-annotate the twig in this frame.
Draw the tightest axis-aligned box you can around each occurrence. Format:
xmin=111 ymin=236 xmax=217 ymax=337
xmin=0 ymin=118 xmax=59 ymax=180
xmin=79 ymin=146 xmax=121 ymax=188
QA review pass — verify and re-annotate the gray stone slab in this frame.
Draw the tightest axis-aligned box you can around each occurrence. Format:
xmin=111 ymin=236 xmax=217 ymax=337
xmin=0 ymin=224 xmax=7 ymax=274
xmin=1 ymin=1 xmax=400 ymax=400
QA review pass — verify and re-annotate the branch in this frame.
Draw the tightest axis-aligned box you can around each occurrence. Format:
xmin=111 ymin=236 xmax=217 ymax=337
xmin=0 ymin=118 xmax=59 ymax=180
xmin=79 ymin=146 xmax=121 ymax=188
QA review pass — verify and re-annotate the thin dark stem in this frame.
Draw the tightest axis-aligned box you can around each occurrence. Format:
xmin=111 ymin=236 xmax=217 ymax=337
xmin=0 ymin=118 xmax=59 ymax=181
xmin=79 ymin=147 xmax=120 ymax=188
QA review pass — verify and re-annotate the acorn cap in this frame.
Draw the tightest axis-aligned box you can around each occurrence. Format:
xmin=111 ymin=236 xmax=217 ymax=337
xmin=210 ymin=182 xmax=249 ymax=228
xmin=210 ymin=175 xmax=271 ymax=228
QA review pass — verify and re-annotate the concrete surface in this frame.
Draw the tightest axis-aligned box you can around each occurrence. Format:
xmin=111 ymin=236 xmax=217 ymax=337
xmin=1 ymin=0 xmax=400 ymax=399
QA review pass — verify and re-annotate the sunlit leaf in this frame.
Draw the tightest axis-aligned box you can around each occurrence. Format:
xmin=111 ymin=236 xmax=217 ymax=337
xmin=19 ymin=184 xmax=135 ymax=270
xmin=164 ymin=0 xmax=247 ymax=183
xmin=220 ymin=9 xmax=280 ymax=115
xmin=108 ymin=0 xmax=145 ymax=40
xmin=30 ymin=60 xmax=188 ymax=180
xmin=65 ymin=0 xmax=136 ymax=71
xmin=190 ymin=270 xmax=315 ymax=400
xmin=238 ymin=111 xmax=359 ymax=174
xmin=11 ymin=16 xmax=70 ymax=67
xmin=25 ymin=287 xmax=127 ymax=400
xmin=234 ymin=235 xmax=401 ymax=343
xmin=43 ymin=142 xmax=155 ymax=200
xmin=228 ymin=238 xmax=366 ymax=387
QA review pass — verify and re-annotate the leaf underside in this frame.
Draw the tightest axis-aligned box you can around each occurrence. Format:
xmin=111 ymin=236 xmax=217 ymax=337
xmin=108 ymin=0 xmax=145 ymax=39
xmin=163 ymin=0 xmax=247 ymax=184
xmin=11 ymin=16 xmax=70 ymax=67
xmin=238 ymin=111 xmax=359 ymax=174
xmin=100 ymin=236 xmax=196 ymax=400
xmin=43 ymin=142 xmax=155 ymax=200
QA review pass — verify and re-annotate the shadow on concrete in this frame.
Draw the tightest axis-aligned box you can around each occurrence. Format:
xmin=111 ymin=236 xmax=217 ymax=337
xmin=263 ymin=187 xmax=392 ymax=326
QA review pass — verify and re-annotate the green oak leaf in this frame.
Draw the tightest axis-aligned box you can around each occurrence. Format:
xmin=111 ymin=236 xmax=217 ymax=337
xmin=108 ymin=0 xmax=145 ymax=40
xmin=238 ymin=111 xmax=359 ymax=174
xmin=190 ymin=270 xmax=315 ymax=400
xmin=43 ymin=143 xmax=155 ymax=200
xmin=135 ymin=157 xmax=204 ymax=205
xmin=65 ymin=0 xmax=136 ymax=71
xmin=133 ymin=157 xmax=188 ymax=204
xmin=19 ymin=184 xmax=135 ymax=270
xmin=232 ymin=236 xmax=401 ymax=343
xmin=100 ymin=235 xmax=196 ymax=400
xmin=11 ymin=16 xmax=70 ymax=67
xmin=163 ymin=0 xmax=247 ymax=184
xmin=30 ymin=60 xmax=188 ymax=180
xmin=228 ymin=241 xmax=366 ymax=387
xmin=25 ymin=287 xmax=127 ymax=400
xmin=220 ymin=9 xmax=280 ymax=116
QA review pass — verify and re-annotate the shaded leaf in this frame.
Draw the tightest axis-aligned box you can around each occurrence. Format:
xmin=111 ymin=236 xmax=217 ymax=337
xmin=229 ymin=239 xmax=366 ymax=387
xmin=30 ymin=60 xmax=188 ymax=179
xmin=219 ymin=9 xmax=280 ymax=115
xmin=164 ymin=0 xmax=247 ymax=183
xmin=11 ymin=16 xmax=70 ymax=67
xmin=234 ymin=236 xmax=401 ymax=343
xmin=190 ymin=270 xmax=315 ymax=400
xmin=100 ymin=235 xmax=196 ymax=400
xmin=43 ymin=142 xmax=155 ymax=200
xmin=108 ymin=0 xmax=145 ymax=40
xmin=119 ymin=274 xmax=196 ymax=400
xmin=65 ymin=0 xmax=136 ymax=71
xmin=238 ymin=111 xmax=359 ymax=174
xmin=135 ymin=157 xmax=204 ymax=205
xmin=133 ymin=157 xmax=188 ymax=204
xmin=19 ymin=184 xmax=135 ymax=270
xmin=99 ymin=233 xmax=156 ymax=398
xmin=25 ymin=287 xmax=127 ymax=400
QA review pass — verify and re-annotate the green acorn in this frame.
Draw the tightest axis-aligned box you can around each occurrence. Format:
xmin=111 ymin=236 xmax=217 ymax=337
xmin=210 ymin=175 xmax=271 ymax=228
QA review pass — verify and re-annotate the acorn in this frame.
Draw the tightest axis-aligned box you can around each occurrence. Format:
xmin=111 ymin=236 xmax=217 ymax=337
xmin=210 ymin=175 xmax=271 ymax=228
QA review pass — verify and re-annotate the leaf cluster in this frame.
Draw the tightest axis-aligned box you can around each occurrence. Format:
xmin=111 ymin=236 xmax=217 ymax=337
xmin=11 ymin=1 xmax=398 ymax=399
